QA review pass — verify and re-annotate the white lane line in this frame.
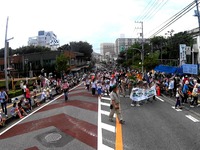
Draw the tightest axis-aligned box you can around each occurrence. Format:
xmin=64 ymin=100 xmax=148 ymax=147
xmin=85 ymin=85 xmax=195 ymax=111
xmin=101 ymin=110 xmax=116 ymax=118
xmin=155 ymin=96 xmax=164 ymax=102
xmin=171 ymin=106 xmax=182 ymax=111
xmin=0 ymin=83 xmax=83 ymax=136
xmin=185 ymin=115 xmax=200 ymax=122
xmin=101 ymin=97 xmax=111 ymax=100
xmin=101 ymin=122 xmax=115 ymax=133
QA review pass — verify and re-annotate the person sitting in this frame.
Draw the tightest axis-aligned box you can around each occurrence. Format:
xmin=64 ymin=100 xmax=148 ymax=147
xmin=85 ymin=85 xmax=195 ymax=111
xmin=18 ymin=97 xmax=31 ymax=113
xmin=0 ymin=112 xmax=6 ymax=126
xmin=41 ymin=89 xmax=47 ymax=102
xmin=32 ymin=95 xmax=40 ymax=107
xmin=10 ymin=102 xmax=24 ymax=119
xmin=17 ymin=102 xmax=28 ymax=117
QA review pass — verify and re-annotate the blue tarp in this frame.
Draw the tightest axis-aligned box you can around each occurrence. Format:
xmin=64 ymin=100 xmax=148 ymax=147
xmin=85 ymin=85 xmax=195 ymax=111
xmin=154 ymin=65 xmax=178 ymax=74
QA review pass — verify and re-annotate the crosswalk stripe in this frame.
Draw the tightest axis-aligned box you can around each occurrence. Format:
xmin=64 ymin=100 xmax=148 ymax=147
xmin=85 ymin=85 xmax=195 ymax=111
xmin=185 ymin=115 xmax=200 ymax=122
xmin=101 ymin=97 xmax=111 ymax=100
xmin=101 ymin=144 xmax=114 ymax=150
xmin=101 ymin=102 xmax=110 ymax=107
xmin=101 ymin=110 xmax=116 ymax=117
xmin=101 ymin=122 xmax=115 ymax=133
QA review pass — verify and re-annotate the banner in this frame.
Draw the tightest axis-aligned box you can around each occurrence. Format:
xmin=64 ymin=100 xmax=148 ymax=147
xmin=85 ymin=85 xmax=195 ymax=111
xmin=182 ymin=64 xmax=198 ymax=75
xmin=130 ymin=86 xmax=156 ymax=101
xmin=179 ymin=44 xmax=187 ymax=66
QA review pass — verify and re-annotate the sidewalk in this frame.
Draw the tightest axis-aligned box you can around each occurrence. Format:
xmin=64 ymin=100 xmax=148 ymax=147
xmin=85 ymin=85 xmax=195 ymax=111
xmin=0 ymin=88 xmax=57 ymax=127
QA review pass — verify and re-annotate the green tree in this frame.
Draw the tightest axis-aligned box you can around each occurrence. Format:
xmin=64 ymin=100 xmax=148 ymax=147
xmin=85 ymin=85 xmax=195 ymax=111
xmin=55 ymin=54 xmax=69 ymax=73
xmin=13 ymin=45 xmax=51 ymax=55
xmin=70 ymin=41 xmax=93 ymax=61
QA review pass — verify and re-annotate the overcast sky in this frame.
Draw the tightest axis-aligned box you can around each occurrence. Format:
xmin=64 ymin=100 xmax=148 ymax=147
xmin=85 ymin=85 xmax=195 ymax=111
xmin=0 ymin=0 xmax=198 ymax=53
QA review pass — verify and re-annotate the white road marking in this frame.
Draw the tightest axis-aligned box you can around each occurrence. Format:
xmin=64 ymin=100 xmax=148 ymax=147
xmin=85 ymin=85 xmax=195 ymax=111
xmin=155 ymin=96 xmax=164 ymax=102
xmin=98 ymin=96 xmax=103 ymax=150
xmin=98 ymin=96 xmax=115 ymax=150
xmin=101 ymin=110 xmax=116 ymax=118
xmin=101 ymin=97 xmax=111 ymax=100
xmin=0 ymin=82 xmax=83 ymax=136
xmin=185 ymin=115 xmax=200 ymax=122
xmin=171 ymin=106 xmax=182 ymax=111
xmin=101 ymin=122 xmax=115 ymax=133
xmin=101 ymin=102 xmax=110 ymax=107
xmin=101 ymin=144 xmax=114 ymax=150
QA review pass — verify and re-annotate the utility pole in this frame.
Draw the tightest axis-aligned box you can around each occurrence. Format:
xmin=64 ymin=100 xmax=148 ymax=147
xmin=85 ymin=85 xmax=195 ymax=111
xmin=195 ymin=0 xmax=200 ymax=64
xmin=4 ymin=17 xmax=9 ymax=91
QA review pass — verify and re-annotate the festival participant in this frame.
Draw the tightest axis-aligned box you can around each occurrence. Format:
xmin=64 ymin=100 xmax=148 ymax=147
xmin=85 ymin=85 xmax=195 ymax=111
xmin=25 ymin=84 xmax=32 ymax=110
xmin=182 ymin=80 xmax=189 ymax=104
xmin=168 ymin=78 xmax=175 ymax=97
xmin=130 ymin=81 xmax=143 ymax=107
xmin=109 ymin=84 xmax=125 ymax=124
xmin=190 ymin=83 xmax=199 ymax=107
xmin=85 ymin=77 xmax=91 ymax=91
xmin=96 ymin=82 xmax=102 ymax=98
xmin=91 ymin=79 xmax=97 ymax=95
xmin=175 ymin=86 xmax=183 ymax=109
xmin=61 ymin=80 xmax=69 ymax=101
xmin=120 ymin=76 xmax=126 ymax=97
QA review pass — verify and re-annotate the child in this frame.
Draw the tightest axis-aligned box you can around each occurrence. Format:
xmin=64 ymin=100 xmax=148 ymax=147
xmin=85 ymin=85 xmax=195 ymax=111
xmin=97 ymin=82 xmax=102 ymax=98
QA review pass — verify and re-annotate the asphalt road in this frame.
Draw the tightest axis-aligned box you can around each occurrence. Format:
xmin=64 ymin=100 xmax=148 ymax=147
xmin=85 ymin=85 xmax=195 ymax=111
xmin=120 ymin=95 xmax=200 ymax=150
xmin=1 ymin=82 xmax=200 ymax=150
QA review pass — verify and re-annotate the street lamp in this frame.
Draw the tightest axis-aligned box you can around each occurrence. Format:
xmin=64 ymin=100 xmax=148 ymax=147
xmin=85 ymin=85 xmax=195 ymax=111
xmin=4 ymin=16 xmax=14 ymax=91
xmin=130 ymin=48 xmax=144 ymax=75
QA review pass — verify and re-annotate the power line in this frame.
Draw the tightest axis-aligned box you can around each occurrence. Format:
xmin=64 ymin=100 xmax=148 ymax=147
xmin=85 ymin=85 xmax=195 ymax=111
xmin=149 ymin=0 xmax=198 ymax=38
xmin=135 ymin=0 xmax=155 ymax=21
xmin=142 ymin=0 xmax=166 ymax=21
xmin=139 ymin=0 xmax=159 ymax=21
xmin=143 ymin=0 xmax=169 ymax=21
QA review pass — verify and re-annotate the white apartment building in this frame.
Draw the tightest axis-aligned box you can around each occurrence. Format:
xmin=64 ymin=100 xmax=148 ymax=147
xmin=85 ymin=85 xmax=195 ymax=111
xmin=100 ymin=43 xmax=115 ymax=59
xmin=28 ymin=30 xmax=60 ymax=50
xmin=115 ymin=38 xmax=143 ymax=55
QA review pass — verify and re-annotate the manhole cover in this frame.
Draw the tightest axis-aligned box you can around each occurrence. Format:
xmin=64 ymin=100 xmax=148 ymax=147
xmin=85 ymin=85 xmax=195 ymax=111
xmin=45 ymin=133 xmax=62 ymax=143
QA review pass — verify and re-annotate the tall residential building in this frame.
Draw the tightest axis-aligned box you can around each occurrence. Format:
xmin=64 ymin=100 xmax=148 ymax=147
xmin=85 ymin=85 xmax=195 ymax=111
xmin=115 ymin=38 xmax=143 ymax=55
xmin=28 ymin=30 xmax=60 ymax=50
xmin=100 ymin=43 xmax=115 ymax=58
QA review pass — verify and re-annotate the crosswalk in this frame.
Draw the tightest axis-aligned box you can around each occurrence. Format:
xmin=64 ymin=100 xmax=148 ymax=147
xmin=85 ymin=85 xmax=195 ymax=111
xmin=98 ymin=95 xmax=116 ymax=150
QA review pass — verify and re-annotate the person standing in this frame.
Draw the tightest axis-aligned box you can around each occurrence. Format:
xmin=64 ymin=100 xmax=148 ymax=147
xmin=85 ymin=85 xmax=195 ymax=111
xmin=182 ymin=80 xmax=189 ymax=104
xmin=109 ymin=84 xmax=125 ymax=124
xmin=91 ymin=79 xmax=97 ymax=95
xmin=175 ymin=86 xmax=183 ymax=109
xmin=168 ymin=78 xmax=174 ymax=97
xmin=0 ymin=87 xmax=8 ymax=117
xmin=25 ymin=84 xmax=32 ymax=110
xmin=62 ymin=80 xmax=69 ymax=101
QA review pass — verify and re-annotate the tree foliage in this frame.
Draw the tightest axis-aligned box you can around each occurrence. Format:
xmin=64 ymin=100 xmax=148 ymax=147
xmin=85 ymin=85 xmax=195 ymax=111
xmin=55 ymin=54 xmax=69 ymax=73
xmin=70 ymin=41 xmax=93 ymax=60
xmin=58 ymin=41 xmax=93 ymax=61
xmin=13 ymin=45 xmax=51 ymax=55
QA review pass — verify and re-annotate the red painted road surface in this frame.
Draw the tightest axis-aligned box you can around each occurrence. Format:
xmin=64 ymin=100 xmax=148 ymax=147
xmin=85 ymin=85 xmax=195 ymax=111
xmin=0 ymin=84 xmax=99 ymax=150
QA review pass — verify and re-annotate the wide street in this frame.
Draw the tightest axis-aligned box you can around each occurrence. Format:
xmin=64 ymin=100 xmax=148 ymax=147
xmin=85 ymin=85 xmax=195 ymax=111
xmin=0 ymin=82 xmax=200 ymax=150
